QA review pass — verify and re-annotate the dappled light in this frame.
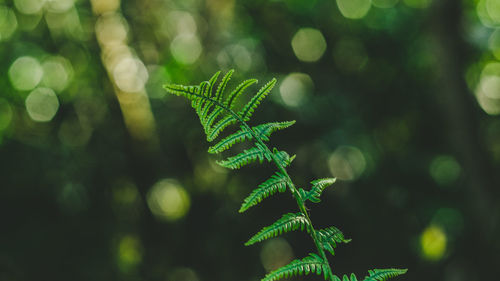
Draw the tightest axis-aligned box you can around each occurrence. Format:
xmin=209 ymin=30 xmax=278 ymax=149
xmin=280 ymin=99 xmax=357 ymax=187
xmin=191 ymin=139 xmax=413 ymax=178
xmin=291 ymin=28 xmax=327 ymax=62
xmin=25 ymin=87 xmax=59 ymax=122
xmin=279 ymin=73 xmax=314 ymax=107
xmin=429 ymin=155 xmax=461 ymax=186
xmin=420 ymin=225 xmax=447 ymax=262
xmin=336 ymin=0 xmax=371 ymax=19
xmin=8 ymin=56 xmax=43 ymax=91
xmin=260 ymin=238 xmax=294 ymax=272
xmin=147 ymin=179 xmax=191 ymax=222
xmin=328 ymin=146 xmax=366 ymax=181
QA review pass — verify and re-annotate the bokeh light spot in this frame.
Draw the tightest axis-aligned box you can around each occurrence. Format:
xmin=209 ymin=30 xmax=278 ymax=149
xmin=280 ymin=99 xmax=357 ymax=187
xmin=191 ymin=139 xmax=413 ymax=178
xmin=95 ymin=13 xmax=128 ymax=46
xmin=260 ymin=238 xmax=294 ymax=272
xmin=488 ymin=29 xmax=500 ymax=60
xmin=0 ymin=6 xmax=18 ymax=41
xmin=420 ymin=225 xmax=447 ymax=261
xmin=14 ymin=0 xmax=46 ymax=15
xmin=429 ymin=155 xmax=461 ymax=186
xmin=168 ymin=11 xmax=197 ymax=36
xmin=475 ymin=62 xmax=500 ymax=115
xmin=45 ymin=0 xmax=75 ymax=13
xmin=117 ymin=235 xmax=143 ymax=272
xmin=0 ymin=99 xmax=13 ymax=131
xmin=486 ymin=0 xmax=500 ymax=23
xmin=113 ymin=57 xmax=148 ymax=93
xmin=336 ymin=0 xmax=371 ymax=19
xmin=291 ymin=28 xmax=327 ymax=62
xmin=8 ymin=56 xmax=43 ymax=91
xmin=229 ymin=44 xmax=252 ymax=71
xmin=170 ymin=34 xmax=202 ymax=65
xmin=41 ymin=56 xmax=73 ymax=92
xmin=328 ymin=145 xmax=366 ymax=181
xmin=279 ymin=72 xmax=314 ymax=107
xmin=372 ymin=0 xmax=399 ymax=8
xmin=147 ymin=179 xmax=190 ymax=222
xmin=25 ymin=87 xmax=59 ymax=122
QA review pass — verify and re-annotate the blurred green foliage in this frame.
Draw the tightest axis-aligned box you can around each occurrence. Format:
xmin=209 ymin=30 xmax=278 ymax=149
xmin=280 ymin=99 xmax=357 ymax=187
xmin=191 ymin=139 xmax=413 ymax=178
xmin=0 ymin=0 xmax=499 ymax=280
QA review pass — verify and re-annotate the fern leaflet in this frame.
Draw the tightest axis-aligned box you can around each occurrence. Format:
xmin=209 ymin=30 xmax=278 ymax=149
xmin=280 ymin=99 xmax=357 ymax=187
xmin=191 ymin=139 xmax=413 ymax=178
xmin=262 ymin=254 xmax=329 ymax=281
xmin=253 ymin=121 xmax=296 ymax=141
xmin=240 ymin=78 xmax=276 ymax=121
xmin=239 ymin=172 xmax=288 ymax=213
xmin=246 ymin=213 xmax=309 ymax=246
xmin=301 ymin=178 xmax=337 ymax=203
xmin=317 ymin=226 xmax=351 ymax=256
xmin=217 ymin=146 xmax=268 ymax=170
xmin=363 ymin=269 xmax=408 ymax=281
xmin=226 ymin=78 xmax=258 ymax=109
xmin=333 ymin=274 xmax=358 ymax=281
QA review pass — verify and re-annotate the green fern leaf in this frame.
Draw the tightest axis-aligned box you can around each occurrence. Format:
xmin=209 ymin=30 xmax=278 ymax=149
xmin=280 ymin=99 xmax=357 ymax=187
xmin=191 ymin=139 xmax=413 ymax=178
xmin=207 ymin=115 xmax=237 ymax=142
xmin=239 ymin=172 xmax=288 ymax=213
xmin=207 ymin=70 xmax=221 ymax=98
xmin=304 ymin=178 xmax=337 ymax=203
xmin=203 ymin=107 xmax=224 ymax=135
xmin=363 ymin=269 xmax=408 ymax=281
xmin=261 ymin=253 xmax=327 ymax=281
xmin=273 ymin=148 xmax=295 ymax=167
xmin=163 ymin=83 xmax=198 ymax=99
xmin=333 ymin=273 xmax=359 ymax=281
xmin=208 ymin=126 xmax=251 ymax=154
xmin=245 ymin=213 xmax=309 ymax=246
xmin=196 ymin=81 xmax=212 ymax=117
xmin=225 ymin=78 xmax=258 ymax=109
xmin=240 ymin=78 xmax=276 ymax=121
xmin=253 ymin=121 xmax=296 ymax=141
xmin=215 ymin=69 xmax=234 ymax=102
xmin=208 ymin=121 xmax=295 ymax=154
xmin=216 ymin=146 xmax=267 ymax=170
xmin=317 ymin=226 xmax=351 ymax=256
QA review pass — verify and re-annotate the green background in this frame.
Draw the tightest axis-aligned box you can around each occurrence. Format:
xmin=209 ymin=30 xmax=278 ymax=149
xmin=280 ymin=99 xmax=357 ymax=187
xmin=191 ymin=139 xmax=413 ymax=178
xmin=1 ymin=0 xmax=499 ymax=280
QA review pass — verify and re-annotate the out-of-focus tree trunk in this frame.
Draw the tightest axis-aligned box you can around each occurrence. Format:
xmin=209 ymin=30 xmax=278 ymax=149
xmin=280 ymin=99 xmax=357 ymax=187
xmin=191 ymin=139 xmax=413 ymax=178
xmin=429 ymin=0 xmax=499 ymax=275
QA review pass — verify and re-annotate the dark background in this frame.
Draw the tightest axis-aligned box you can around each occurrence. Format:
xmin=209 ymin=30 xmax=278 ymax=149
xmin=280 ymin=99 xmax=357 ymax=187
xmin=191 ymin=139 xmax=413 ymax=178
xmin=1 ymin=0 xmax=499 ymax=280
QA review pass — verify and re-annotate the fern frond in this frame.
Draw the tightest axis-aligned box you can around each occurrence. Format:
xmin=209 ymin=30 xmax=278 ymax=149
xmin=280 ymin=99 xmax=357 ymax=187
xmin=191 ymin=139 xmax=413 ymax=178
xmin=261 ymin=253 xmax=328 ymax=281
xmin=317 ymin=226 xmax=351 ymax=256
xmin=245 ymin=213 xmax=309 ymax=246
xmin=333 ymin=273 xmax=358 ymax=281
xmin=207 ymin=115 xmax=237 ymax=142
xmin=225 ymin=78 xmax=258 ymax=109
xmin=217 ymin=146 xmax=268 ymax=170
xmin=253 ymin=121 xmax=296 ymax=141
xmin=363 ymin=269 xmax=408 ymax=281
xmin=240 ymin=78 xmax=276 ymax=121
xmin=239 ymin=172 xmax=288 ymax=213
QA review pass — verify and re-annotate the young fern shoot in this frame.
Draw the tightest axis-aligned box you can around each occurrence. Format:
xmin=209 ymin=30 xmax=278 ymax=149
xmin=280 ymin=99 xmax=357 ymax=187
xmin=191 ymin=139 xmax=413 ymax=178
xmin=164 ymin=70 xmax=407 ymax=281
